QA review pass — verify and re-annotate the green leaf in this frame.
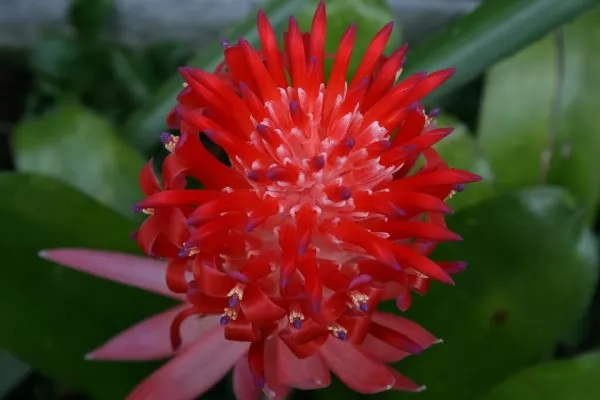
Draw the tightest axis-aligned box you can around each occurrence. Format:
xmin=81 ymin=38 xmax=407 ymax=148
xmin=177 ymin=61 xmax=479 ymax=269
xmin=547 ymin=6 xmax=600 ymax=222
xmin=0 ymin=173 xmax=174 ymax=399
xmin=374 ymin=187 xmax=597 ymax=400
xmin=144 ymin=42 xmax=192 ymax=82
xmin=403 ymin=0 xmax=599 ymax=104
xmin=29 ymin=38 xmax=79 ymax=84
xmin=481 ymin=351 xmax=600 ymax=400
xmin=478 ymin=5 xmax=600 ymax=223
xmin=0 ymin=350 xmax=30 ymax=398
xmin=28 ymin=38 xmax=114 ymax=106
xmin=12 ymin=103 xmax=145 ymax=217
xmin=109 ymin=48 xmax=154 ymax=105
xmin=478 ymin=35 xmax=556 ymax=192
xmin=122 ymin=0 xmax=311 ymax=153
xmin=433 ymin=114 xmax=495 ymax=210
xmin=68 ymin=0 xmax=115 ymax=40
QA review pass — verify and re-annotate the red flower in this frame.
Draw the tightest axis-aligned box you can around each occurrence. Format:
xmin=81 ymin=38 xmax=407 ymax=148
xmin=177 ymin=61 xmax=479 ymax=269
xmin=40 ymin=248 xmax=438 ymax=399
xmin=133 ymin=0 xmax=480 ymax=396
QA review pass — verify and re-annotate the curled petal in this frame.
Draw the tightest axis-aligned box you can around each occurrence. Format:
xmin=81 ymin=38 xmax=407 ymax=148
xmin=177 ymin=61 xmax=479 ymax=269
xmin=241 ymin=285 xmax=287 ymax=322
xmin=87 ymin=305 xmax=219 ymax=361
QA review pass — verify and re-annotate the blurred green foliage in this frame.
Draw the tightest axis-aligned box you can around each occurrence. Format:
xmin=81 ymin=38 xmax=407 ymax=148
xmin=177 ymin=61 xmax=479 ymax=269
xmin=1 ymin=0 xmax=600 ymax=398
xmin=481 ymin=351 xmax=600 ymax=400
xmin=479 ymin=7 xmax=600 ymax=224
xmin=27 ymin=0 xmax=191 ymax=125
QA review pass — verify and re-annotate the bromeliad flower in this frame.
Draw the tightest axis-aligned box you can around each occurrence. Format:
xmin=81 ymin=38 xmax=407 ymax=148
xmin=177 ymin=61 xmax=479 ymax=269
xmin=39 ymin=249 xmax=441 ymax=399
xmin=131 ymin=0 xmax=480 ymax=396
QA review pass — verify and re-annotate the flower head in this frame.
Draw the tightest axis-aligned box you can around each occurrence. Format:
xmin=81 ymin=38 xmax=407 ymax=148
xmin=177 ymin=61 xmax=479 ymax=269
xmin=132 ymin=0 xmax=480 ymax=396
xmin=40 ymin=248 xmax=438 ymax=400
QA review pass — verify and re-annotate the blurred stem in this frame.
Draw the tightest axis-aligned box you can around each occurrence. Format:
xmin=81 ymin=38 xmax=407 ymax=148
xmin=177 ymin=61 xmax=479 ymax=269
xmin=404 ymin=0 xmax=599 ymax=104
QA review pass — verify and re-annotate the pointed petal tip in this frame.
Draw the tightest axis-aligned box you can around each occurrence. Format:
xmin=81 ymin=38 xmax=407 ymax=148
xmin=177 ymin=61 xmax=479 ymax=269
xmin=439 ymin=67 xmax=456 ymax=77
xmin=451 ymin=233 xmax=463 ymax=241
xmin=38 ymin=249 xmax=49 ymax=259
xmin=84 ymin=352 xmax=95 ymax=361
xmin=316 ymin=0 xmax=326 ymax=12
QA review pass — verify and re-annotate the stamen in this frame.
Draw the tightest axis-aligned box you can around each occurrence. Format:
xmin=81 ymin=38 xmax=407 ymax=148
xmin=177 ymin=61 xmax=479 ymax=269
xmin=328 ymin=324 xmax=348 ymax=341
xmin=220 ymin=308 xmax=238 ymax=325
xmin=444 ymin=184 xmax=465 ymax=202
xmin=227 ymin=284 xmax=245 ymax=301
xmin=178 ymin=243 xmax=200 ymax=258
xmin=288 ymin=308 xmax=305 ymax=329
xmin=350 ymin=291 xmax=369 ymax=311
xmin=160 ymin=132 xmax=179 ymax=152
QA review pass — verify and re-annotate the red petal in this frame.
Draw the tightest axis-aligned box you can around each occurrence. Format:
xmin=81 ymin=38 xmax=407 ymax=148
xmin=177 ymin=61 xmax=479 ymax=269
xmin=389 ymin=368 xmax=424 ymax=392
xmin=360 ymin=334 xmax=410 ymax=363
xmin=138 ymin=190 xmax=220 ymax=209
xmin=372 ymin=311 xmax=439 ymax=349
xmin=339 ymin=315 xmax=371 ymax=344
xmin=350 ymin=22 xmax=394 ymax=86
xmin=225 ymin=319 xmax=262 ymax=342
xmin=396 ymin=288 xmax=412 ymax=312
xmin=257 ymin=10 xmax=288 ymax=88
xmin=139 ymin=160 xmax=161 ymax=195
xmin=224 ymin=45 xmax=261 ymax=97
xmin=194 ymin=260 xmax=235 ymax=297
xmin=166 ymin=258 xmax=190 ymax=293
xmin=241 ymin=285 xmax=287 ymax=322
xmin=239 ymin=38 xmax=280 ymax=102
xmin=368 ymin=322 xmax=423 ymax=354
xmin=362 ymin=220 xmax=461 ymax=242
xmin=319 ymin=338 xmax=396 ymax=394
xmin=233 ymin=356 xmax=262 ymax=400
xmin=176 ymin=122 xmax=245 ymax=189
xmin=87 ymin=306 xmax=220 ymax=361
xmin=170 ymin=306 xmax=201 ymax=350
xmin=403 ymin=68 xmax=455 ymax=104
xmin=126 ymin=329 xmax=249 ymax=400
xmin=308 ymin=1 xmax=327 ymax=85
xmin=279 ymin=328 xmax=328 ymax=359
xmin=364 ymin=44 xmax=407 ymax=110
xmin=323 ymin=25 xmax=356 ymax=118
xmin=186 ymin=289 xmax=229 ymax=313
xmin=285 ymin=17 xmax=308 ymax=89
xmin=247 ymin=341 xmax=266 ymax=388
xmin=38 ymin=249 xmax=183 ymax=300
xmin=275 ymin=336 xmax=330 ymax=389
